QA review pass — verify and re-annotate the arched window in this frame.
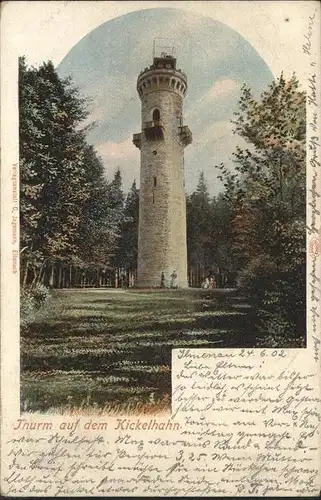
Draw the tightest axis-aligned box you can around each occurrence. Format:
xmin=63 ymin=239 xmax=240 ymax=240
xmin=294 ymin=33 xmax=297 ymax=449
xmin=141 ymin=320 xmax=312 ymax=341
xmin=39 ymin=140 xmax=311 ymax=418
xmin=153 ymin=108 xmax=160 ymax=121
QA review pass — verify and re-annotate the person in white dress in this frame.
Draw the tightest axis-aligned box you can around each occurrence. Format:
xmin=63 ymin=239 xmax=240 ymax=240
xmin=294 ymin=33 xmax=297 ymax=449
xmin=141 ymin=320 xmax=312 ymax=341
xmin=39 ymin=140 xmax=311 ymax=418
xmin=170 ymin=270 xmax=178 ymax=289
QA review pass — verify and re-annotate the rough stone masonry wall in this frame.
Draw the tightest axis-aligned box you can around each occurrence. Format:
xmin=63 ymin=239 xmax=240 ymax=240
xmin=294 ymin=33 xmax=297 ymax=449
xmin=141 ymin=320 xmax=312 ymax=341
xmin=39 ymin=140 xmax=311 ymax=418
xmin=137 ymin=87 xmax=188 ymax=288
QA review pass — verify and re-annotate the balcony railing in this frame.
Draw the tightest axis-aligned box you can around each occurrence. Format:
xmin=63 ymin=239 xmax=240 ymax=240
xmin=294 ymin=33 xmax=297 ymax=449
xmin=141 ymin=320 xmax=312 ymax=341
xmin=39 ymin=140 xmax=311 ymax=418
xmin=179 ymin=125 xmax=192 ymax=147
xmin=143 ymin=120 xmax=164 ymax=130
xmin=132 ymin=133 xmax=141 ymax=150
xmin=143 ymin=120 xmax=164 ymax=140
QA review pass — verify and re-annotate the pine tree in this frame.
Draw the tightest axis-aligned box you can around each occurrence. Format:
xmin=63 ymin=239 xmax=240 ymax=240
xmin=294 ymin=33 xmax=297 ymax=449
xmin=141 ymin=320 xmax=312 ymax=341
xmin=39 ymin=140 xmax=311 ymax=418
xmin=115 ymin=180 xmax=140 ymax=275
xmin=187 ymin=171 xmax=213 ymax=285
xmin=210 ymin=194 xmax=236 ymax=287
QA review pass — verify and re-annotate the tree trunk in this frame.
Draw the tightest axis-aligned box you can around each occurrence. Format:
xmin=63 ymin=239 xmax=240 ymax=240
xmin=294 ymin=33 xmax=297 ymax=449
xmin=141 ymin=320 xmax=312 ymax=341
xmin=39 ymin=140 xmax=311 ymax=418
xmin=30 ymin=267 xmax=38 ymax=288
xmin=40 ymin=266 xmax=46 ymax=285
xmin=279 ymin=155 xmax=284 ymax=201
xmin=37 ymin=261 xmax=45 ymax=285
xmin=58 ymin=265 xmax=62 ymax=289
xmin=49 ymin=265 xmax=55 ymax=288
xmin=22 ymin=263 xmax=29 ymax=287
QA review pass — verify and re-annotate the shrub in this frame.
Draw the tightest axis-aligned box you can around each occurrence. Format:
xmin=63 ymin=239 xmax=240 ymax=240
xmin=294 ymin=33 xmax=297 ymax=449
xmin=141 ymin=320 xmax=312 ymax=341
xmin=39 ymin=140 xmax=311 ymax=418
xmin=238 ymin=255 xmax=305 ymax=343
xmin=238 ymin=255 xmax=277 ymax=296
xmin=20 ymin=284 xmax=51 ymax=329
xmin=32 ymin=283 xmax=51 ymax=309
xmin=20 ymin=289 xmax=36 ymax=329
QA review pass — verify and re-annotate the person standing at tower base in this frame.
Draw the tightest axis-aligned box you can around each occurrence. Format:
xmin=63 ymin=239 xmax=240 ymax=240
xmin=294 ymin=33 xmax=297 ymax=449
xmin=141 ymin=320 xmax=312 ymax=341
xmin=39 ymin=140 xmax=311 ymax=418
xmin=170 ymin=270 xmax=178 ymax=289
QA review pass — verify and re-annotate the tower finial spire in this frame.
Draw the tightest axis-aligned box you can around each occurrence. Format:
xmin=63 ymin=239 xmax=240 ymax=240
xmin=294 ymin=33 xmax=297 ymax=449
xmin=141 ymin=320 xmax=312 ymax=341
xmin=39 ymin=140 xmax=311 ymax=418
xmin=153 ymin=37 xmax=175 ymax=60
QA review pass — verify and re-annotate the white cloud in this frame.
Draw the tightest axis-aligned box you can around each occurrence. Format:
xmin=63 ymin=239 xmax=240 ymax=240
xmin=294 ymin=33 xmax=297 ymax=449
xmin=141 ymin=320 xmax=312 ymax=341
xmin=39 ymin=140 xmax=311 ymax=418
xmin=207 ymin=78 xmax=239 ymax=99
xmin=95 ymin=137 xmax=140 ymax=192
xmin=184 ymin=118 xmax=250 ymax=195
xmin=95 ymin=137 xmax=137 ymax=162
xmin=185 ymin=78 xmax=240 ymax=122
xmin=80 ymin=107 xmax=105 ymax=129
xmin=194 ymin=120 xmax=233 ymax=146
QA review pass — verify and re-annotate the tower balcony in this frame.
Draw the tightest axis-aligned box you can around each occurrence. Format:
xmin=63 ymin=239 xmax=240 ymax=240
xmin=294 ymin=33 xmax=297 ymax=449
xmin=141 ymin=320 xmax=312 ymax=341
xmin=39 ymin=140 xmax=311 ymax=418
xmin=143 ymin=119 xmax=164 ymax=140
xmin=133 ymin=133 xmax=141 ymax=150
xmin=179 ymin=125 xmax=192 ymax=147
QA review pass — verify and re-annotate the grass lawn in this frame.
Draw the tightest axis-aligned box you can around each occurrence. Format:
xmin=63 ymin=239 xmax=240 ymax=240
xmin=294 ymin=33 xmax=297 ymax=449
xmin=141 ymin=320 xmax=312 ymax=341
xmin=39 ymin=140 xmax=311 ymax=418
xmin=21 ymin=288 xmax=258 ymax=415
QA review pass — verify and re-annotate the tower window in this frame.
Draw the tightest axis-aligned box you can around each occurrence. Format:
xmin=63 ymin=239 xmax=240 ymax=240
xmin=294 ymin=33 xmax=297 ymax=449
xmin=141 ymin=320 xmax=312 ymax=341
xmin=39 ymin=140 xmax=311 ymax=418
xmin=153 ymin=176 xmax=157 ymax=187
xmin=152 ymin=192 xmax=155 ymax=204
xmin=153 ymin=108 xmax=160 ymax=121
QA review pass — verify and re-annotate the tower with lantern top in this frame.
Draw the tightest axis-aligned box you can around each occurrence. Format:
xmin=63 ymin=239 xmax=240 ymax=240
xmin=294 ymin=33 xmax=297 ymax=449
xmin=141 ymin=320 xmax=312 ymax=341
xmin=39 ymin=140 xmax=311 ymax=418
xmin=133 ymin=40 xmax=192 ymax=288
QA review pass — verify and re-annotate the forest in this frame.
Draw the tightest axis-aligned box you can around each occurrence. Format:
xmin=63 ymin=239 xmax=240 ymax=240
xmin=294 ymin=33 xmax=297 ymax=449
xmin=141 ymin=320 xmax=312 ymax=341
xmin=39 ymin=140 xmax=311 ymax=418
xmin=20 ymin=57 xmax=306 ymax=342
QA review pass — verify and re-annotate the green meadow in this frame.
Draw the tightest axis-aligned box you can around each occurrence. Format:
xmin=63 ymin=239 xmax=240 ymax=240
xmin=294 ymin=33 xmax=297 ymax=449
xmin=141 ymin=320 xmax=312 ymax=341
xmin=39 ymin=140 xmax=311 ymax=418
xmin=21 ymin=288 xmax=258 ymax=415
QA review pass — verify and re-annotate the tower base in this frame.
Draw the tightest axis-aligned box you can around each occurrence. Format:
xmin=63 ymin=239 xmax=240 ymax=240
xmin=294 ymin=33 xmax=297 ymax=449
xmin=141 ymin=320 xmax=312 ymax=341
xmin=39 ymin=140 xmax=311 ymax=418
xmin=136 ymin=272 xmax=189 ymax=289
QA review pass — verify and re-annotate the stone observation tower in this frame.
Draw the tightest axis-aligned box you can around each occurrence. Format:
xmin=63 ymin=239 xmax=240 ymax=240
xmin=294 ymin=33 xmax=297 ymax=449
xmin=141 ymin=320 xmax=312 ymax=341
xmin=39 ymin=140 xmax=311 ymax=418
xmin=133 ymin=43 xmax=192 ymax=288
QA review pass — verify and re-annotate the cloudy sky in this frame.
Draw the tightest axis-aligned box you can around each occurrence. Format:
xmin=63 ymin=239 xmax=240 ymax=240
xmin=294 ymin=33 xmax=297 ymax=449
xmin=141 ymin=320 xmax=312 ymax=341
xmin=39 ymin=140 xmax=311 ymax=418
xmin=57 ymin=7 xmax=273 ymax=195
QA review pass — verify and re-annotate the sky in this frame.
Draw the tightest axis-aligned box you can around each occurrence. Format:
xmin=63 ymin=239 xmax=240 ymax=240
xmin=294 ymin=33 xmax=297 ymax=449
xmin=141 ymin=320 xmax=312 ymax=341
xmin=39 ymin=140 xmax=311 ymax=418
xmin=57 ymin=7 xmax=273 ymax=196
